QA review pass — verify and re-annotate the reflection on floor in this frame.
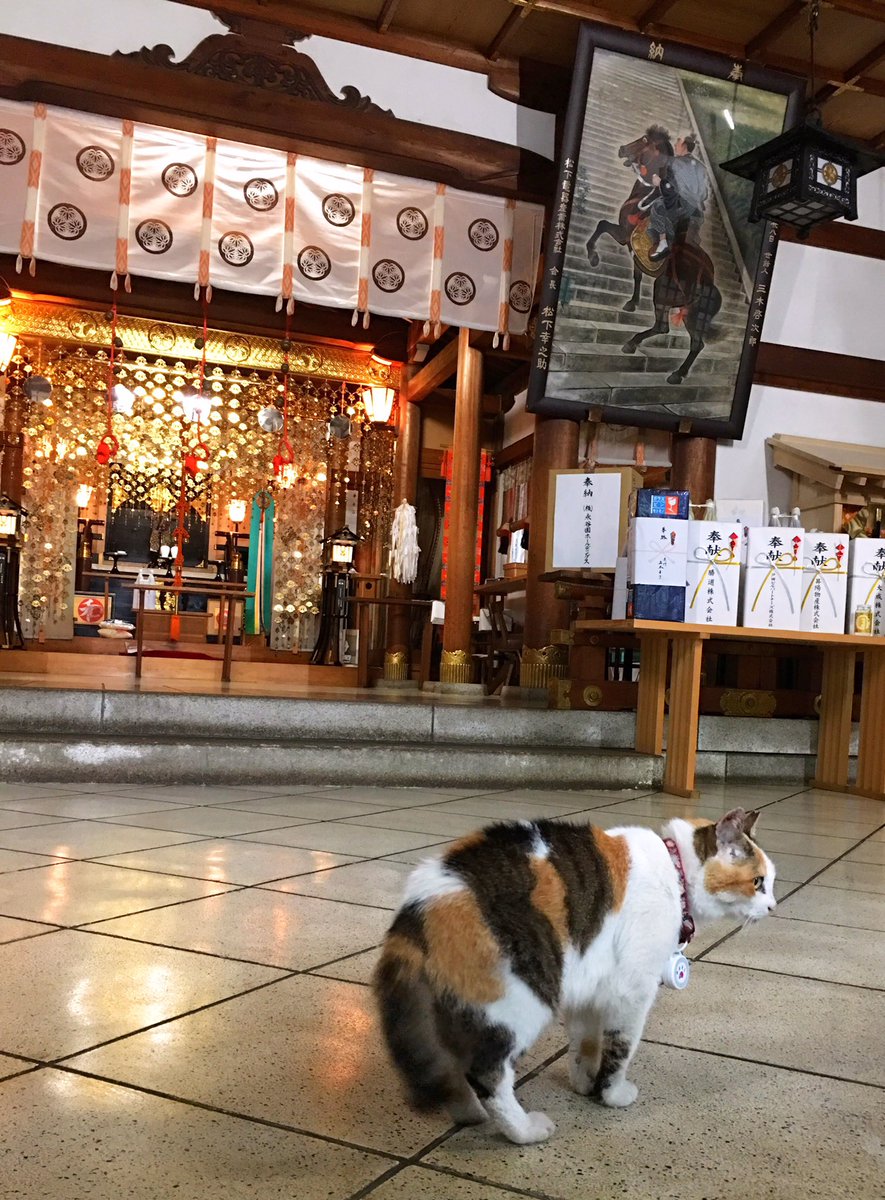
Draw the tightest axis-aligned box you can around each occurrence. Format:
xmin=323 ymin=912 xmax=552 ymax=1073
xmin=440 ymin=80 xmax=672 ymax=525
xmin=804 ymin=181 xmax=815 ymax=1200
xmin=0 ymin=779 xmax=882 ymax=1198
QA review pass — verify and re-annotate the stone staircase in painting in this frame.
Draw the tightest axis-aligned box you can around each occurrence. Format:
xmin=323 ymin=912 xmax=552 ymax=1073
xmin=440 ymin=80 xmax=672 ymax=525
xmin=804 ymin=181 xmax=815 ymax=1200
xmin=548 ymin=53 xmax=750 ymax=422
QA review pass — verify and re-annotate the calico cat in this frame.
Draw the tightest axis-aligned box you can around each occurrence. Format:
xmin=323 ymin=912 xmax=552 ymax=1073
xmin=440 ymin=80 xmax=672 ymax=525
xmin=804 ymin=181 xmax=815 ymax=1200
xmin=373 ymin=807 xmax=776 ymax=1145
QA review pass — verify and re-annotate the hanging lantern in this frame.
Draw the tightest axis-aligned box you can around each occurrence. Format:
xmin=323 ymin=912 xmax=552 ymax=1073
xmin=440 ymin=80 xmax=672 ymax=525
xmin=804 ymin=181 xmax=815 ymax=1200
xmin=228 ymin=498 xmax=247 ymax=525
xmin=0 ymin=332 xmax=16 ymax=372
xmin=362 ymin=383 xmax=396 ymax=424
xmin=720 ymin=1 xmax=883 ymax=238
xmin=0 ymin=495 xmax=22 ymax=539
xmin=327 ymin=525 xmax=361 ymax=569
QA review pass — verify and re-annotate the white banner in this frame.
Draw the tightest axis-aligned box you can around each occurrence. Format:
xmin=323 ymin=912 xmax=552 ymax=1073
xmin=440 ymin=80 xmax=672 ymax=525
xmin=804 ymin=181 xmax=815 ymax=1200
xmin=0 ymin=98 xmax=543 ymax=334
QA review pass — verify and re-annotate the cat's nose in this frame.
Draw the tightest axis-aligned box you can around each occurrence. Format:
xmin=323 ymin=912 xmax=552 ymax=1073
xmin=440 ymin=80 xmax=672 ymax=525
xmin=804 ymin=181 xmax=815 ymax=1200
xmin=767 ymin=897 xmax=777 ymax=912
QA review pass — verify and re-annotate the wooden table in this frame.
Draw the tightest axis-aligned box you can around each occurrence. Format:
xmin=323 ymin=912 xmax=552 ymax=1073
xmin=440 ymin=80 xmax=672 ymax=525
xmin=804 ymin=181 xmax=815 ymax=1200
xmin=347 ymin=595 xmax=434 ymax=689
xmin=130 ymin=583 xmax=251 ymax=683
xmin=574 ymin=619 xmax=885 ymax=802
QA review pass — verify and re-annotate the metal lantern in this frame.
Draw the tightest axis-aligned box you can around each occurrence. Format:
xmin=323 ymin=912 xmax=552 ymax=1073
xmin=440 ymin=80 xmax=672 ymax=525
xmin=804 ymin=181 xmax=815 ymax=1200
xmin=328 ymin=525 xmax=361 ymax=569
xmin=720 ymin=119 xmax=884 ymax=238
xmin=362 ymin=383 xmax=396 ymax=424
xmin=0 ymin=495 xmax=22 ymax=539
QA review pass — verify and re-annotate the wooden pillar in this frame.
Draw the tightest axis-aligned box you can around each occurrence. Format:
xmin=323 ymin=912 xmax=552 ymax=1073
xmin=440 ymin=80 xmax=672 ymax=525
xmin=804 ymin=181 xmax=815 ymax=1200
xmin=670 ymin=433 xmax=716 ymax=509
xmin=384 ymin=394 xmax=421 ymax=681
xmin=440 ymin=328 xmax=482 ymax=685
xmin=520 ymin=414 xmax=579 ymax=688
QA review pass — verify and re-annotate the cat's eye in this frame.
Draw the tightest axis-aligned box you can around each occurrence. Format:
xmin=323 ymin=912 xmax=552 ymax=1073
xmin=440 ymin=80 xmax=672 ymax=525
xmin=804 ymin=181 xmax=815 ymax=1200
xmin=753 ymin=876 xmax=765 ymax=891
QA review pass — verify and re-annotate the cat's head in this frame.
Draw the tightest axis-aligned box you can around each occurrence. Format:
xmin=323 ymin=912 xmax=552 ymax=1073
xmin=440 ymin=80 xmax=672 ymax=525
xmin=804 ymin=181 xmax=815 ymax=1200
xmin=688 ymin=808 xmax=777 ymax=924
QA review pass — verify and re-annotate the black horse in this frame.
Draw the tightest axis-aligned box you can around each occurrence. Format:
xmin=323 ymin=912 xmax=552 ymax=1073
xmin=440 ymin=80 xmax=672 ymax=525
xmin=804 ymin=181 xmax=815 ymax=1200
xmin=585 ymin=125 xmax=722 ymax=385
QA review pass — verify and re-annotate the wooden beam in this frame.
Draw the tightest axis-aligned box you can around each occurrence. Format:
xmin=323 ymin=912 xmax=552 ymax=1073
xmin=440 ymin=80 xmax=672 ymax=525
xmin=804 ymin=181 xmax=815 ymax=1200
xmin=745 ymin=1 xmax=804 ymax=58
xmin=829 ymin=0 xmax=885 ymax=22
xmin=494 ymin=433 xmax=534 ymax=469
xmin=778 ymin=222 xmax=885 ymax=260
xmin=0 ymin=35 xmax=545 ymax=200
xmin=487 ymin=5 xmax=533 ymax=63
xmin=376 ymin=0 xmax=401 ymax=34
xmin=405 ymin=337 xmax=460 ymax=404
xmin=637 ymin=0 xmax=681 ymax=31
xmin=816 ymin=38 xmax=885 ymax=106
xmin=754 ymin=343 xmax=885 ymax=404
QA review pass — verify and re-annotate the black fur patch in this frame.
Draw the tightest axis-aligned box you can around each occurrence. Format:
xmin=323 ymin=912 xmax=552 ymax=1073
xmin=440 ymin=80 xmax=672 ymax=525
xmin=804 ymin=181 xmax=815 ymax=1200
xmin=593 ymin=1029 xmax=631 ymax=1098
xmin=537 ymin=820 xmax=614 ymax=953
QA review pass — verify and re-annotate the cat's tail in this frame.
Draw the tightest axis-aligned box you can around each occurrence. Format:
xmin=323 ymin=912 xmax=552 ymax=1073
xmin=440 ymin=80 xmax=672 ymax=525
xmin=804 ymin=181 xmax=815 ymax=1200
xmin=372 ymin=924 xmax=459 ymax=1112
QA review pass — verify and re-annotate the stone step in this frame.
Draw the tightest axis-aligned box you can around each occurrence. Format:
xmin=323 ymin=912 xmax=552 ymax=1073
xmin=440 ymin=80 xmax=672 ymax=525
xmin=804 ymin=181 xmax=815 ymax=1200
xmin=549 ymin=346 xmax=735 ymax=377
xmin=556 ymin=298 xmax=749 ymax=328
xmin=554 ymin=324 xmax=746 ymax=351
xmin=544 ymin=371 xmax=738 ymax=414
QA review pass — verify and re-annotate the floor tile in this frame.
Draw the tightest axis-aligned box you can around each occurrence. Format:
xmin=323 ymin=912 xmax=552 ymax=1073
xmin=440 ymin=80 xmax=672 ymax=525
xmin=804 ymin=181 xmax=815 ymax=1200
xmin=346 ymin=808 xmax=493 ymax=838
xmin=775 ymin=883 xmax=885 ymax=932
xmin=0 ymin=785 xmax=78 ymax=802
xmin=381 ymin=846 xmax=447 ymax=866
xmin=0 ymin=914 xmax=58 ymax=943
xmin=704 ymin=917 xmax=885 ymax=990
xmin=264 ymin=859 xmax=412 ymax=909
xmin=104 ymin=785 xmax=311 ymax=806
xmin=98 ymin=841 xmax=356 ymax=886
xmin=309 ymin=948 xmax=379 ymax=984
xmin=846 ymin=840 xmax=885 ymax=866
xmin=306 ymin=786 xmax=486 ymax=805
xmin=0 ymin=1054 xmax=34 ymax=1082
xmin=430 ymin=797 xmax=599 ymax=821
xmin=214 ymin=794 xmax=397 ymax=821
xmin=749 ymin=828 xmax=863 ymax=858
xmin=589 ymin=797 xmax=730 ymax=821
xmin=758 ymin=851 xmax=832 ymax=884
xmin=0 ymin=860 xmax=235 ymax=926
xmin=810 ymin=859 xmax=885 ymax=894
xmin=371 ymin=1166 xmax=524 ymax=1200
xmin=0 ymin=794 xmax=184 ymax=820
xmin=646 ymin=961 xmax=884 ymax=1086
xmin=84 ymin=888 xmax=390 ymax=971
xmin=0 ymin=928 xmax=285 ymax=1060
xmin=426 ymin=1044 xmax=882 ymax=1200
xmin=0 ymin=821 xmax=202 ymax=860
xmin=103 ymin=807 xmax=313 ymax=837
xmin=0 ymin=1069 xmax=389 ymax=1199
xmin=237 ymin=822 xmax=449 ymax=857
xmin=0 ymin=846 xmax=62 ymax=873
xmin=68 ymin=973 xmax=444 ymax=1156
xmin=742 ymin=811 xmax=883 ymax=839
xmin=0 ymin=811 xmax=71 ymax=831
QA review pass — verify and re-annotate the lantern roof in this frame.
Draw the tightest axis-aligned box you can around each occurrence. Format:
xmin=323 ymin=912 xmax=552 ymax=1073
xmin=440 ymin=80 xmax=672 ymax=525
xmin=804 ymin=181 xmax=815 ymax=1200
xmin=720 ymin=119 xmax=884 ymax=184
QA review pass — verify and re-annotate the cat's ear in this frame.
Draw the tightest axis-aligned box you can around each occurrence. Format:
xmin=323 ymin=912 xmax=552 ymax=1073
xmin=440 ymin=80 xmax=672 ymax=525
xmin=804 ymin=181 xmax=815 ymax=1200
xmin=742 ymin=810 xmax=760 ymax=839
xmin=715 ymin=809 xmax=752 ymax=860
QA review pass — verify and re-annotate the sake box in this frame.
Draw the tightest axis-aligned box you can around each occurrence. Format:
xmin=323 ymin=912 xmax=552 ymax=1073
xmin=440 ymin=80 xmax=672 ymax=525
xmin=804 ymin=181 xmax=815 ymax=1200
xmin=683 ymin=521 xmax=742 ymax=626
xmin=741 ymin=527 xmax=805 ymax=630
xmin=847 ymin=538 xmax=885 ymax=634
xmin=628 ymin=518 xmax=687 ymax=622
xmin=635 ymin=488 xmax=690 ymax=520
xmin=800 ymin=533 xmax=849 ymax=635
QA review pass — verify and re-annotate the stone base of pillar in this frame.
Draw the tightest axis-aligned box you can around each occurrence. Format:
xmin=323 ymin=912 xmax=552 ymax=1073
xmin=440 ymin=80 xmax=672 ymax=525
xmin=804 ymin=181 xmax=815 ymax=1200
xmin=375 ymin=678 xmax=420 ymax=692
xmin=520 ymin=645 xmax=569 ymax=690
xmin=439 ymin=649 xmax=475 ymax=685
xmin=382 ymin=649 xmax=410 ymax=682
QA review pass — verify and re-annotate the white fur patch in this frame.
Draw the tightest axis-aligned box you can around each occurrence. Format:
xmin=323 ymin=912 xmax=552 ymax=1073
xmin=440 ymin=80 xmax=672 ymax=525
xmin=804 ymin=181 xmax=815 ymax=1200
xmin=401 ymin=856 xmax=465 ymax=907
xmin=484 ymin=967 xmax=553 ymax=1055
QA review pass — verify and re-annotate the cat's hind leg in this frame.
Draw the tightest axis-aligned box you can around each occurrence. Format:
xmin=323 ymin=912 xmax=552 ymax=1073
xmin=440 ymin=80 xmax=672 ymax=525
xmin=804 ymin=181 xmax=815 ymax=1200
xmin=469 ymin=1059 xmax=555 ymax=1145
xmin=593 ymin=985 xmax=657 ymax=1109
xmin=565 ymin=1008 xmax=604 ymax=1096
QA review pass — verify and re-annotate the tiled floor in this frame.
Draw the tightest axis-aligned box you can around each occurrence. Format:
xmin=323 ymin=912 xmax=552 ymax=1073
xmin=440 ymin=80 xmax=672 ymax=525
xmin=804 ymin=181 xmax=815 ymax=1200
xmin=0 ymin=779 xmax=882 ymax=1199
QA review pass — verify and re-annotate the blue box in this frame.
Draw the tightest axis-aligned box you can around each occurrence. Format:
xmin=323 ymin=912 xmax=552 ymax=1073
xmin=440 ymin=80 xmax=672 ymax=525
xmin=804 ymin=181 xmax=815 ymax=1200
xmin=636 ymin=489 xmax=690 ymax=520
xmin=629 ymin=583 xmax=685 ymax=622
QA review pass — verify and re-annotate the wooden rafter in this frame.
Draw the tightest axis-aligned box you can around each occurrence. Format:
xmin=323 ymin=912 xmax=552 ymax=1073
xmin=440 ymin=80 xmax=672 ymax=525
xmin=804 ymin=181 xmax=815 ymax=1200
xmin=637 ymin=0 xmax=682 ymax=31
xmin=376 ymin=0 xmax=401 ymax=34
xmin=815 ymin=38 xmax=885 ymax=105
xmin=488 ymin=2 xmax=537 ymax=63
xmin=828 ymin=0 xmax=885 ymax=22
xmin=746 ymin=1 xmax=805 ymax=58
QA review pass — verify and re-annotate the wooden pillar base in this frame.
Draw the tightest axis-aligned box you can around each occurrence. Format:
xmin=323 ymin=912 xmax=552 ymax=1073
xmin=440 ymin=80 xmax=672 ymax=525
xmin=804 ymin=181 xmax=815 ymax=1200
xmin=853 ymin=646 xmax=885 ymax=801
xmin=811 ymin=646 xmax=855 ymax=791
xmin=662 ymin=633 xmax=703 ymax=798
xmin=520 ymin=644 xmax=569 ymax=690
xmin=440 ymin=648 xmax=474 ymax=684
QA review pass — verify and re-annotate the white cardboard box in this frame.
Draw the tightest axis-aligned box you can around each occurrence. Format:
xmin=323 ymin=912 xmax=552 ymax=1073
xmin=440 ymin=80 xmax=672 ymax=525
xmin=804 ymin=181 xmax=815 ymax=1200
xmin=684 ymin=521 xmax=742 ymax=626
xmin=741 ymin=527 xmax=805 ymax=630
xmin=801 ymin=533 xmax=849 ymax=634
xmin=628 ymin=518 xmax=687 ymax=587
xmin=847 ymin=538 xmax=885 ymax=634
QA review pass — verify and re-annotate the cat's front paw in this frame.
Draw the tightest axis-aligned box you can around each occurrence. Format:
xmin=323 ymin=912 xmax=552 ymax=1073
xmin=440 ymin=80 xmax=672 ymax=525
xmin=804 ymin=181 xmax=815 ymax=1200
xmin=600 ymin=1079 xmax=638 ymax=1108
xmin=508 ymin=1111 xmax=556 ymax=1145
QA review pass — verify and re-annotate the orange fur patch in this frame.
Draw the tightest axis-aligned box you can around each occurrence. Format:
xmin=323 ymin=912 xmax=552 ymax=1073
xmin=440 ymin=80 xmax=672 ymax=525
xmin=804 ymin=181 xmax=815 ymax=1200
xmin=688 ymin=818 xmax=715 ymax=828
xmin=380 ymin=932 xmax=424 ymax=976
xmin=445 ymin=830 xmax=487 ymax=857
xmin=704 ymin=849 xmax=765 ymax=897
xmin=530 ymin=859 xmax=568 ymax=942
xmin=593 ymin=829 xmax=631 ymax=909
xmin=422 ymin=891 xmax=503 ymax=1004
xmin=579 ymin=1037 xmax=600 ymax=1063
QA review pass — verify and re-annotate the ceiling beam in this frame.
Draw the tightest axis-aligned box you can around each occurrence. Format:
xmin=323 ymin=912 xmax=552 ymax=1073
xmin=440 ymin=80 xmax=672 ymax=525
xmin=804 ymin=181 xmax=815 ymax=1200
xmin=745 ymin=1 xmax=805 ymax=58
xmin=488 ymin=4 xmax=535 ymax=63
xmin=376 ymin=0 xmax=401 ymax=34
xmin=405 ymin=338 xmax=460 ymax=404
xmin=815 ymin=38 xmax=885 ymax=105
xmin=637 ymin=0 xmax=681 ymax=31
xmin=828 ymin=0 xmax=885 ymax=22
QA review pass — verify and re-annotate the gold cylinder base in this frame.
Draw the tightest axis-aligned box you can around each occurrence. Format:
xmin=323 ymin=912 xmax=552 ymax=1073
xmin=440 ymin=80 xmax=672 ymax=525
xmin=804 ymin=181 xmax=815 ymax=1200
xmin=440 ymin=648 xmax=474 ymax=685
xmin=383 ymin=649 xmax=409 ymax=682
xmin=520 ymin=645 xmax=569 ymax=690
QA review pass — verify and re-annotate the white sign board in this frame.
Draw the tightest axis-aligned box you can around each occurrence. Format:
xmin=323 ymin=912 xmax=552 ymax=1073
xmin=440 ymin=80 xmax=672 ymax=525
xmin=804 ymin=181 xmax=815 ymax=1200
xmin=549 ymin=471 xmax=624 ymax=570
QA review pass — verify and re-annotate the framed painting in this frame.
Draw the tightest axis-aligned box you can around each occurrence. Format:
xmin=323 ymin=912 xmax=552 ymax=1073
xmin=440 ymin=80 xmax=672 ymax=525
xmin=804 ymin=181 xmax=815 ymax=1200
xmin=527 ymin=24 xmax=804 ymax=439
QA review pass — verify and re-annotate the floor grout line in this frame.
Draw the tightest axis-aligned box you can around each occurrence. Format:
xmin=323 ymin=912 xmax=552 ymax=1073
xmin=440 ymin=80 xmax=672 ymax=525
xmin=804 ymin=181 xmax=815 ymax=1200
xmin=696 ymin=957 xmax=885 ymax=992
xmin=640 ymin=1036 xmax=885 ymax=1090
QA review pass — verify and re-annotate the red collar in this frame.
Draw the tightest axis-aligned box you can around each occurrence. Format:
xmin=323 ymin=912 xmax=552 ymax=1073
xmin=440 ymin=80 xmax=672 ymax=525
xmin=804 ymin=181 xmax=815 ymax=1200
xmin=662 ymin=836 xmax=696 ymax=946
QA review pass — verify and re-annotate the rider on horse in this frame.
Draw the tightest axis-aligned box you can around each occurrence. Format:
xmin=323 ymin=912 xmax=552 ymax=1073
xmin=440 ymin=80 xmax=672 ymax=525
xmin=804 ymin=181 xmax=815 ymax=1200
xmin=647 ymin=134 xmax=709 ymax=262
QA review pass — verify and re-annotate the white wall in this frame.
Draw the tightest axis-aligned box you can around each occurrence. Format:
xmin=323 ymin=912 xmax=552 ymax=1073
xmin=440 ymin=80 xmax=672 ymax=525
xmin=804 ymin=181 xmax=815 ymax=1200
xmin=0 ymin=0 xmax=555 ymax=158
